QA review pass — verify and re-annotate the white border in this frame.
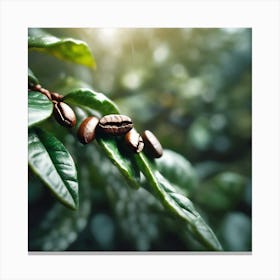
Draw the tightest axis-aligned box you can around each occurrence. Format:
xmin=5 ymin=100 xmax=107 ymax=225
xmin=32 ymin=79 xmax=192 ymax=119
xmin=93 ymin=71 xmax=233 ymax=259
xmin=1 ymin=1 xmax=280 ymax=280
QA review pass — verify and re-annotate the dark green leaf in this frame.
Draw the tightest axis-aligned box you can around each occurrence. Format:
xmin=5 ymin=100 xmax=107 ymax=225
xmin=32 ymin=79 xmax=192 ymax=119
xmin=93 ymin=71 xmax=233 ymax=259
xmin=64 ymin=88 xmax=119 ymax=116
xmin=135 ymin=153 xmax=223 ymax=251
xmin=28 ymin=29 xmax=95 ymax=68
xmin=28 ymin=91 xmax=53 ymax=127
xmin=28 ymin=128 xmax=79 ymax=210
xmin=156 ymin=149 xmax=198 ymax=196
xmin=28 ymin=68 xmax=39 ymax=86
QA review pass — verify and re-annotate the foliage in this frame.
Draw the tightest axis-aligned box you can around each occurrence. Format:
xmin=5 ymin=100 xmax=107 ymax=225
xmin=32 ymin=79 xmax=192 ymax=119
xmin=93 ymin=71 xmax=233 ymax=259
xmin=28 ymin=91 xmax=53 ymax=126
xmin=28 ymin=29 xmax=95 ymax=68
xmin=28 ymin=28 xmax=251 ymax=251
xmin=28 ymin=127 xmax=79 ymax=210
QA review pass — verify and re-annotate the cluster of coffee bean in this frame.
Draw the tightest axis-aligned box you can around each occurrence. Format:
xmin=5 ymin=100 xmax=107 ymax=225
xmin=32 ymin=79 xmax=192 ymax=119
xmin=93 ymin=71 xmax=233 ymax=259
xmin=29 ymin=84 xmax=163 ymax=158
xmin=77 ymin=114 xmax=163 ymax=158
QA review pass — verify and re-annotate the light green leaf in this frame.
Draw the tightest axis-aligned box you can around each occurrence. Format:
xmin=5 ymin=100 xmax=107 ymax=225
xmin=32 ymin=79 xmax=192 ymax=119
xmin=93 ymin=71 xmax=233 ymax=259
xmin=28 ymin=128 xmax=79 ymax=210
xmin=28 ymin=29 xmax=95 ymax=68
xmin=64 ymin=88 xmax=119 ymax=116
xmin=28 ymin=91 xmax=53 ymax=127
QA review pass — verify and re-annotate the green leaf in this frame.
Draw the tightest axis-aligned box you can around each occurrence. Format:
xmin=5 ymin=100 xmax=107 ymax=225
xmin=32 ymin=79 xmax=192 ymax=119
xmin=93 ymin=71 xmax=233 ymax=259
xmin=135 ymin=153 xmax=223 ymax=251
xmin=28 ymin=68 xmax=39 ymax=86
xmin=28 ymin=91 xmax=53 ymax=127
xmin=97 ymin=136 xmax=141 ymax=190
xmin=156 ymin=149 xmax=198 ymax=196
xmin=64 ymin=88 xmax=119 ymax=116
xmin=28 ymin=29 xmax=95 ymax=68
xmin=28 ymin=128 xmax=79 ymax=210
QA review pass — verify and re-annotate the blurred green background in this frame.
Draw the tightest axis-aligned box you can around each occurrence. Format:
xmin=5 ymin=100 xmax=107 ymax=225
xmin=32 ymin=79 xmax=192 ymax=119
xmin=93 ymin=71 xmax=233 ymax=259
xmin=28 ymin=28 xmax=251 ymax=251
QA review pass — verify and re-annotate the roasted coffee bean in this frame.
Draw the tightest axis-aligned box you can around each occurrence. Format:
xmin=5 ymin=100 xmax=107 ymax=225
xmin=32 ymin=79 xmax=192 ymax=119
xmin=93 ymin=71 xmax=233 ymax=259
xmin=98 ymin=114 xmax=133 ymax=136
xmin=77 ymin=116 xmax=99 ymax=144
xmin=53 ymin=101 xmax=76 ymax=128
xmin=142 ymin=130 xmax=163 ymax=158
xmin=125 ymin=129 xmax=144 ymax=153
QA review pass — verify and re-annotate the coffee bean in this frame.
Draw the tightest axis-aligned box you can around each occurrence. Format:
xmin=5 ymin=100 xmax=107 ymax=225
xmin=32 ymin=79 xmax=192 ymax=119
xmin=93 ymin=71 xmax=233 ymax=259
xmin=142 ymin=130 xmax=163 ymax=158
xmin=125 ymin=129 xmax=144 ymax=153
xmin=98 ymin=114 xmax=133 ymax=136
xmin=77 ymin=116 xmax=99 ymax=144
xmin=53 ymin=101 xmax=76 ymax=128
